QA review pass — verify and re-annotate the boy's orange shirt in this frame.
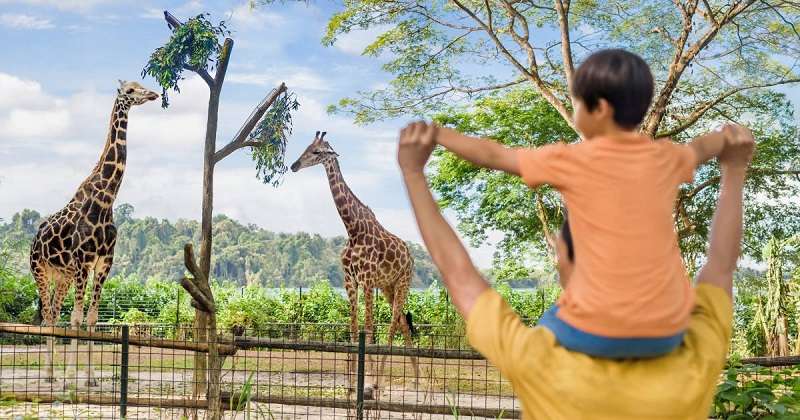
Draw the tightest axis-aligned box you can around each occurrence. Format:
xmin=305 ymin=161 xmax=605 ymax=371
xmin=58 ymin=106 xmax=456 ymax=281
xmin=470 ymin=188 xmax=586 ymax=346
xmin=518 ymin=132 xmax=697 ymax=337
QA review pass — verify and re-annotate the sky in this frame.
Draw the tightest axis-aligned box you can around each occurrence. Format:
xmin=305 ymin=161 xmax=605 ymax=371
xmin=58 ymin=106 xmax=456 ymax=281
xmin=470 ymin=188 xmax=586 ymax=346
xmin=0 ymin=0 xmax=504 ymax=266
xmin=1 ymin=1 xmax=798 ymax=271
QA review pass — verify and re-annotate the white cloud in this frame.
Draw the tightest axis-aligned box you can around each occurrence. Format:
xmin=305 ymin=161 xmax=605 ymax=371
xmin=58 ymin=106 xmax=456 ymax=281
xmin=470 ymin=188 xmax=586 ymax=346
xmin=0 ymin=13 xmax=53 ymax=29
xmin=334 ymin=24 xmax=392 ymax=56
xmin=227 ymin=2 xmax=284 ymax=29
xmin=228 ymin=67 xmax=330 ymax=92
xmin=140 ymin=8 xmax=164 ymax=20
xmin=0 ymin=0 xmax=110 ymax=12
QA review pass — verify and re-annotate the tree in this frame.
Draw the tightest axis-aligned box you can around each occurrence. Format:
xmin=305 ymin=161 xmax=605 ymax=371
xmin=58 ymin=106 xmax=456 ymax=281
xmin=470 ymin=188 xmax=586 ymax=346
xmin=430 ymin=88 xmax=575 ymax=275
xmin=763 ymin=236 xmax=791 ymax=356
xmin=142 ymin=11 xmax=299 ymax=418
xmin=322 ymin=1 xmax=800 ymax=269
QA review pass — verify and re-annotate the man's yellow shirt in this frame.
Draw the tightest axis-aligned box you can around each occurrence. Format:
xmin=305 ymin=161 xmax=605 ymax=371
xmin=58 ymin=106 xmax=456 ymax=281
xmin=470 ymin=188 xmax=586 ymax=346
xmin=467 ymin=284 xmax=732 ymax=420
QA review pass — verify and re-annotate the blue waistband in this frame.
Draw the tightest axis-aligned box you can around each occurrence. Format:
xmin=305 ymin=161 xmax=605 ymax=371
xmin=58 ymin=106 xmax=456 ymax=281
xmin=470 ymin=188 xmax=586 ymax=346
xmin=538 ymin=305 xmax=685 ymax=359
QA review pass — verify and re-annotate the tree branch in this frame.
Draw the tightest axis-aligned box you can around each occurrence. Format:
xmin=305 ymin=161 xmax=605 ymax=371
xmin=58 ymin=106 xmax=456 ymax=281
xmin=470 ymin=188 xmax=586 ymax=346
xmin=554 ymin=0 xmax=575 ymax=100
xmin=676 ymin=168 xmax=800 ymax=238
xmin=643 ymin=1 xmax=757 ymax=135
xmin=181 ymin=277 xmax=214 ymax=313
xmin=214 ymin=38 xmax=234 ymax=89
xmin=212 ymin=83 xmax=288 ymax=164
xmin=657 ymin=78 xmax=800 ymax=138
xmin=163 ymin=10 xmax=215 ymax=88
xmin=451 ymin=0 xmax=574 ymax=127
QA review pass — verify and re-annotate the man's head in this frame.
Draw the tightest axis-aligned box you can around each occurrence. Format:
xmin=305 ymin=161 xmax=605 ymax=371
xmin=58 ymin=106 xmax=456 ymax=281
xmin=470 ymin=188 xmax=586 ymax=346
xmin=571 ymin=49 xmax=654 ymax=138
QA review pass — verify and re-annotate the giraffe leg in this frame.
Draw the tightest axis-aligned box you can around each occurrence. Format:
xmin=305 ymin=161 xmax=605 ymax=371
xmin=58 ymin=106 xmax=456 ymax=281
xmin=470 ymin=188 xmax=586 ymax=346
xmin=344 ymin=275 xmax=359 ymax=396
xmin=394 ymin=285 xmax=421 ymax=388
xmin=68 ymin=266 xmax=89 ymax=381
xmin=48 ymin=271 xmax=72 ymax=384
xmin=84 ymin=257 xmax=112 ymax=387
xmin=362 ymin=284 xmax=380 ymax=398
xmin=377 ymin=285 xmax=399 ymax=392
xmin=31 ymin=263 xmax=56 ymax=383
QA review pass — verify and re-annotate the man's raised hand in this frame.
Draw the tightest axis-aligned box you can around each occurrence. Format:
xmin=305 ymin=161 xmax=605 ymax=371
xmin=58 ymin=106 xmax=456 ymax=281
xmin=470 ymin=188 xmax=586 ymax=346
xmin=398 ymin=121 xmax=437 ymax=174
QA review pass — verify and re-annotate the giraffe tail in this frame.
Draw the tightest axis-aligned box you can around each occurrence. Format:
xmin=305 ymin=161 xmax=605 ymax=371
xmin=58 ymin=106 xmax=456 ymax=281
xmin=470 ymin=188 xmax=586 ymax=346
xmin=32 ymin=296 xmax=43 ymax=326
xmin=405 ymin=311 xmax=418 ymax=339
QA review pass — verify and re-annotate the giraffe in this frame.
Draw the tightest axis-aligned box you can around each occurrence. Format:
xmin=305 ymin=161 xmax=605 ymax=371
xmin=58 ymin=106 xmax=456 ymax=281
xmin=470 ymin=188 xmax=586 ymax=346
xmin=290 ymin=131 xmax=420 ymax=398
xmin=30 ymin=80 xmax=159 ymax=385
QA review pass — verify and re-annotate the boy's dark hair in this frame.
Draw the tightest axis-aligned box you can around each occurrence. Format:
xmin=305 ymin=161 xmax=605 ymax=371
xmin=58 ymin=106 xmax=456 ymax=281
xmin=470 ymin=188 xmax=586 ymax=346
xmin=572 ymin=49 xmax=654 ymax=128
xmin=561 ymin=218 xmax=574 ymax=262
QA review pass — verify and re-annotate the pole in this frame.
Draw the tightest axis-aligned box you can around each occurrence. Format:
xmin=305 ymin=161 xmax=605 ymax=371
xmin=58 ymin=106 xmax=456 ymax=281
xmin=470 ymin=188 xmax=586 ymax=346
xmin=356 ymin=330 xmax=366 ymax=420
xmin=176 ymin=291 xmax=181 ymax=338
xmin=120 ymin=325 xmax=129 ymax=419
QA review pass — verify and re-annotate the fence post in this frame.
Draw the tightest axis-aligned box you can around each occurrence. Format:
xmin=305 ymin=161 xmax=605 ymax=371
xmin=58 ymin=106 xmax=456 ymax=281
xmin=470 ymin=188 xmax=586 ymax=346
xmin=175 ymin=291 xmax=181 ymax=337
xmin=356 ymin=330 xmax=366 ymax=420
xmin=120 ymin=325 xmax=129 ymax=419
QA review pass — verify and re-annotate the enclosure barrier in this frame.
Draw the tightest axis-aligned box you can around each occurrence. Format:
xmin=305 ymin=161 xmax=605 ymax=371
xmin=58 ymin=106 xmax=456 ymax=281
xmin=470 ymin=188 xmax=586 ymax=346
xmin=0 ymin=322 xmax=519 ymax=419
xmin=3 ymin=320 xmax=795 ymax=419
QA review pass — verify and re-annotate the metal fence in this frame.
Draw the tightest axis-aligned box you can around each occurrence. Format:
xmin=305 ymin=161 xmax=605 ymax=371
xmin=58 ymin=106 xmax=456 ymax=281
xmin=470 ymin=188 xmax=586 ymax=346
xmin=0 ymin=322 xmax=517 ymax=419
xmin=3 ymin=320 xmax=800 ymax=419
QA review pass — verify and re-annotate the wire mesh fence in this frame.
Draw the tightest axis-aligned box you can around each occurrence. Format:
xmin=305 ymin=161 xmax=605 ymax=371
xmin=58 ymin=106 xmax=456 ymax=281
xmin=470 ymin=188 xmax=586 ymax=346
xmin=3 ymin=320 xmax=800 ymax=419
xmin=0 ymin=322 xmax=517 ymax=419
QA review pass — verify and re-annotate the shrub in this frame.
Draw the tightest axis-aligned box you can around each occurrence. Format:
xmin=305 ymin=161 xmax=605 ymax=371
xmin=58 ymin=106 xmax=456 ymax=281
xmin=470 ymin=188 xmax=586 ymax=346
xmin=712 ymin=363 xmax=800 ymax=418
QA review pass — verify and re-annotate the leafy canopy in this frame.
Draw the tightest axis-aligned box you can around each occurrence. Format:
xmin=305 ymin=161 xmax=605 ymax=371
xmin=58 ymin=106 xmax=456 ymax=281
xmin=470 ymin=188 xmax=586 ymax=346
xmin=141 ymin=13 xmax=230 ymax=107
xmin=251 ymin=92 xmax=301 ymax=186
xmin=430 ymin=88 xmax=576 ymax=278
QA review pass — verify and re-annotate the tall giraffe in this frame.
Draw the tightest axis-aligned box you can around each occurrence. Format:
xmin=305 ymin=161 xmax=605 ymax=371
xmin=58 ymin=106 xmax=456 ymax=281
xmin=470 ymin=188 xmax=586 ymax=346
xmin=30 ymin=80 xmax=159 ymax=385
xmin=290 ymin=131 xmax=420 ymax=397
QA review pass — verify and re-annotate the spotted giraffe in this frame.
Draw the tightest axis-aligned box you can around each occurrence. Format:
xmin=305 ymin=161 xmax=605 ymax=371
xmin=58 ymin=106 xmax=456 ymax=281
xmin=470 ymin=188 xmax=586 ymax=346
xmin=30 ymin=80 xmax=158 ymax=385
xmin=290 ymin=131 xmax=420 ymax=398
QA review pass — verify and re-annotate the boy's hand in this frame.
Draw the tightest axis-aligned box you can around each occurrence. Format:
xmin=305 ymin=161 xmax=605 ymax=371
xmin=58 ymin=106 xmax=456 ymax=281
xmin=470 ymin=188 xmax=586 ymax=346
xmin=398 ymin=121 xmax=437 ymax=174
xmin=718 ymin=125 xmax=755 ymax=169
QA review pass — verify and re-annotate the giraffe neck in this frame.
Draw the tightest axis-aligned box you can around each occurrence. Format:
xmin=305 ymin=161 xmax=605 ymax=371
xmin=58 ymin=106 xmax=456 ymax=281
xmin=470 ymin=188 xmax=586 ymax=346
xmin=322 ymin=158 xmax=375 ymax=237
xmin=72 ymin=96 xmax=131 ymax=204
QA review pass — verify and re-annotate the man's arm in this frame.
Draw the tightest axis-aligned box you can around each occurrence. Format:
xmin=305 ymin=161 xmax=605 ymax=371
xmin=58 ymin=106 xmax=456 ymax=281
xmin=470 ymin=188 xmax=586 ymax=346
xmin=695 ymin=129 xmax=755 ymax=298
xmin=399 ymin=123 xmax=489 ymax=317
xmin=436 ymin=126 xmax=521 ymax=176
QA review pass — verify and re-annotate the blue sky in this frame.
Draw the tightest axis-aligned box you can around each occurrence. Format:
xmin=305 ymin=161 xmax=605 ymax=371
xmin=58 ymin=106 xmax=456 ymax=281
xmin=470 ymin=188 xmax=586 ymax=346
xmin=0 ymin=0 xmax=503 ymax=266
xmin=1 ymin=1 xmax=798 ymax=271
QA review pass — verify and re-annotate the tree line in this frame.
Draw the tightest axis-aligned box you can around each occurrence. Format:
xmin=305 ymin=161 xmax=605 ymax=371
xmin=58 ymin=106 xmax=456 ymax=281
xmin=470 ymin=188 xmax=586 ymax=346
xmin=0 ymin=205 xmax=441 ymax=288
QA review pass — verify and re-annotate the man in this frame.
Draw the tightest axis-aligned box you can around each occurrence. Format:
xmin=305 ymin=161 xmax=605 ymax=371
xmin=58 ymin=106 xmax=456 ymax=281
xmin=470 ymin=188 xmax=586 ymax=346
xmin=398 ymin=122 xmax=754 ymax=419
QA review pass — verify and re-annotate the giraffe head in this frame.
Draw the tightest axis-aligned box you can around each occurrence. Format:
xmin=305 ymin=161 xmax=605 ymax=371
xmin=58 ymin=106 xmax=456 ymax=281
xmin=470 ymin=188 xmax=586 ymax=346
xmin=290 ymin=131 xmax=338 ymax=172
xmin=117 ymin=80 xmax=159 ymax=106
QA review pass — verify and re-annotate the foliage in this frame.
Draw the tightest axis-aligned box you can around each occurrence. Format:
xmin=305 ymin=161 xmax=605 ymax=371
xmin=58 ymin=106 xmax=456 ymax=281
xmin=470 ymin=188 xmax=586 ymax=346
xmin=712 ymin=364 xmax=800 ymax=419
xmin=431 ymin=87 xmax=799 ymax=273
xmin=429 ymin=88 xmax=576 ymax=273
xmin=251 ymin=92 xmax=301 ymax=186
xmin=320 ymin=0 xmax=800 ymax=273
xmin=323 ymin=1 xmax=800 ymax=129
xmin=0 ymin=207 xmax=441 ymax=288
xmin=141 ymin=13 xmax=230 ymax=107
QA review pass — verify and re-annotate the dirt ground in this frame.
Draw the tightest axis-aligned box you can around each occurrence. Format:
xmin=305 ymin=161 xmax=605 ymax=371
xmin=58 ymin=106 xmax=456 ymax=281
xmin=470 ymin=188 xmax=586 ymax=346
xmin=0 ymin=343 xmax=519 ymax=419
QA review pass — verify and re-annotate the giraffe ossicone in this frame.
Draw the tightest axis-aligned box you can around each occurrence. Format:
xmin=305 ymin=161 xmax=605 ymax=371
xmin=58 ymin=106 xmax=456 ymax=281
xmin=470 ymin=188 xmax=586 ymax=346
xmin=29 ymin=80 xmax=159 ymax=386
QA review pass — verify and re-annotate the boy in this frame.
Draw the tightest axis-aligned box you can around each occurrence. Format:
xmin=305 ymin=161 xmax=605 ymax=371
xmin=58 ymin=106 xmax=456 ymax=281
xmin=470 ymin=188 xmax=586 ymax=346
xmin=417 ymin=49 xmax=751 ymax=358
xmin=397 ymin=108 xmax=754 ymax=418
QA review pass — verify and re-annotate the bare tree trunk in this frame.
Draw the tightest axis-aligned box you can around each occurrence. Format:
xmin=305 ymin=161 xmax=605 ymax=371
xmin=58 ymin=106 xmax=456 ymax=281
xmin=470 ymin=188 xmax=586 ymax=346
xmin=777 ymin=315 xmax=789 ymax=356
xmin=193 ymin=84 xmax=219 ymax=402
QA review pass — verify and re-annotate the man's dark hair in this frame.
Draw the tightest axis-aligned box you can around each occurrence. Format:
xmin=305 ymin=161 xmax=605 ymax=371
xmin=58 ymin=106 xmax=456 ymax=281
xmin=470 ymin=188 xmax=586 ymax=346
xmin=571 ymin=49 xmax=654 ymax=128
xmin=561 ymin=219 xmax=574 ymax=262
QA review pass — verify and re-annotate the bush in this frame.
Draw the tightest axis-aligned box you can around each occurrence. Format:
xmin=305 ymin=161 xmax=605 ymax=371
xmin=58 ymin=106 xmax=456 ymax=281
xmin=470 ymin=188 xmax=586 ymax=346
xmin=712 ymin=363 xmax=800 ymax=418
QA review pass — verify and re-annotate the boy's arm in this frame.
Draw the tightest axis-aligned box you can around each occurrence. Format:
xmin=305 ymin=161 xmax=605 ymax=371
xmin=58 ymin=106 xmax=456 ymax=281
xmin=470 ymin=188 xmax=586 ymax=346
xmin=687 ymin=130 xmax=726 ymax=166
xmin=399 ymin=123 xmax=489 ymax=317
xmin=436 ymin=125 xmax=521 ymax=176
xmin=695 ymin=133 xmax=754 ymax=298
xmin=688 ymin=124 xmax=751 ymax=167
